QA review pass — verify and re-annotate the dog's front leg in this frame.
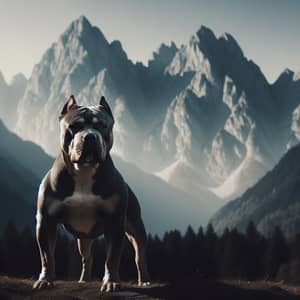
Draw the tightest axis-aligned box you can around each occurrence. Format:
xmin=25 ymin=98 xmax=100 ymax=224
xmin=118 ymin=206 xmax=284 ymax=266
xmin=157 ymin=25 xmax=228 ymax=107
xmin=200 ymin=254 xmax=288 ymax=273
xmin=101 ymin=225 xmax=125 ymax=292
xmin=78 ymin=238 xmax=94 ymax=282
xmin=33 ymin=215 xmax=57 ymax=290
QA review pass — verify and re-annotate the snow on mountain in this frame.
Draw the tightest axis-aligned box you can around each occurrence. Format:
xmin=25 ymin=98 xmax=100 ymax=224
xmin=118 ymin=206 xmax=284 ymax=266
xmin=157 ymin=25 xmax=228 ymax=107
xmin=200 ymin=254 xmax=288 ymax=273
xmin=291 ymin=105 xmax=300 ymax=141
xmin=206 ymin=129 xmax=246 ymax=183
xmin=288 ymin=104 xmax=300 ymax=149
xmin=271 ymin=68 xmax=300 ymax=153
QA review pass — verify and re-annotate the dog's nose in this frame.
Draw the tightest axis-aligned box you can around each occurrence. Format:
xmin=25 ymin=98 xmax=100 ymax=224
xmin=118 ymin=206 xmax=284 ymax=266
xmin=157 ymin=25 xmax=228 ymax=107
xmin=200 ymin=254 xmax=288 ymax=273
xmin=84 ymin=133 xmax=96 ymax=145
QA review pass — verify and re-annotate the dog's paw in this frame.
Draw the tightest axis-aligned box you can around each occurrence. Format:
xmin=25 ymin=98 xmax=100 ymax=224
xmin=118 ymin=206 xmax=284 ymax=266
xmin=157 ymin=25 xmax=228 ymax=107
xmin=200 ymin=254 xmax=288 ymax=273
xmin=78 ymin=279 xmax=87 ymax=283
xmin=138 ymin=281 xmax=151 ymax=287
xmin=100 ymin=281 xmax=123 ymax=292
xmin=32 ymin=279 xmax=54 ymax=290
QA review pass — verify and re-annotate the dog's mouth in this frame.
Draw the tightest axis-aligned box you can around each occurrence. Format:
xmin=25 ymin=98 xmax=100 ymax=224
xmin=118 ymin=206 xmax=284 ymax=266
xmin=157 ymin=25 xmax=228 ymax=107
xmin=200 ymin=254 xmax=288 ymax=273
xmin=83 ymin=154 xmax=94 ymax=163
xmin=75 ymin=155 xmax=94 ymax=164
xmin=72 ymin=153 xmax=97 ymax=164
xmin=71 ymin=146 xmax=104 ymax=166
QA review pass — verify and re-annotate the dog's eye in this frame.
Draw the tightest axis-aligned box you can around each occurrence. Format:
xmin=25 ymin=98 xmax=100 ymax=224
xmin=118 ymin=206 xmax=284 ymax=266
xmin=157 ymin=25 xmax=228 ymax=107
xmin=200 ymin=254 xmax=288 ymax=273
xmin=69 ymin=123 xmax=83 ymax=132
xmin=94 ymin=122 xmax=108 ymax=130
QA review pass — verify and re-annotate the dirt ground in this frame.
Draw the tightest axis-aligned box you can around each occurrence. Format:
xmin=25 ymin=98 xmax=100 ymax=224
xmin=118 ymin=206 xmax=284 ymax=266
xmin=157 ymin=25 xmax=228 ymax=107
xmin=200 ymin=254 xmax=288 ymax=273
xmin=1 ymin=276 xmax=300 ymax=300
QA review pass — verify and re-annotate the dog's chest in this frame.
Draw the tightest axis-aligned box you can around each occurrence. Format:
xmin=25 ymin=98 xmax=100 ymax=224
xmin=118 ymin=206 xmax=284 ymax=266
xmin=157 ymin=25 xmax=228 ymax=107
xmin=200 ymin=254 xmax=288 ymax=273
xmin=62 ymin=167 xmax=115 ymax=235
xmin=64 ymin=191 xmax=101 ymax=234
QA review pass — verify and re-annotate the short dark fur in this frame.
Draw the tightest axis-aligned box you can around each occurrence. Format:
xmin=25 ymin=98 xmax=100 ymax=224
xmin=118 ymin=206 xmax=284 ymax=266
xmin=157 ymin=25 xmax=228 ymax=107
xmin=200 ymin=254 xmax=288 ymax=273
xmin=33 ymin=96 xmax=150 ymax=292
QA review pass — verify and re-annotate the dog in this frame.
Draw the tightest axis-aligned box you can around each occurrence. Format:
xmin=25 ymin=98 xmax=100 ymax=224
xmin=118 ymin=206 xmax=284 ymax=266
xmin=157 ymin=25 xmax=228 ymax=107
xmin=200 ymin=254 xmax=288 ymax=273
xmin=33 ymin=95 xmax=150 ymax=292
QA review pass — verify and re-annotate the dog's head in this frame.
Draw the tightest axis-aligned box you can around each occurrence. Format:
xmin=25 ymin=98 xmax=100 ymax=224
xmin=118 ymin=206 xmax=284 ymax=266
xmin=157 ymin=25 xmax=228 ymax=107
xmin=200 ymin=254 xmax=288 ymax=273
xmin=59 ymin=95 xmax=114 ymax=169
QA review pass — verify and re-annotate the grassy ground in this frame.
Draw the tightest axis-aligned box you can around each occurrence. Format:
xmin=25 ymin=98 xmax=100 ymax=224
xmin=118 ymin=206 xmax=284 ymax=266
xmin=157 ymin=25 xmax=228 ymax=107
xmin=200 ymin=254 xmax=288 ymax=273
xmin=1 ymin=276 xmax=300 ymax=299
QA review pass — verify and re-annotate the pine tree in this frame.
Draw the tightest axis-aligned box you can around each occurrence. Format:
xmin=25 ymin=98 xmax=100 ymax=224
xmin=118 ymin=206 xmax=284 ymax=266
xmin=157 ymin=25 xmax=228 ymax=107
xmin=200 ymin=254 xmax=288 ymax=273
xmin=162 ymin=230 xmax=183 ymax=280
xmin=264 ymin=226 xmax=290 ymax=280
xmin=203 ymin=223 xmax=218 ymax=277
xmin=19 ymin=226 xmax=40 ymax=277
xmin=147 ymin=234 xmax=163 ymax=280
xmin=2 ymin=221 xmax=22 ymax=276
xmin=244 ymin=221 xmax=266 ymax=280
xmin=222 ymin=229 xmax=246 ymax=279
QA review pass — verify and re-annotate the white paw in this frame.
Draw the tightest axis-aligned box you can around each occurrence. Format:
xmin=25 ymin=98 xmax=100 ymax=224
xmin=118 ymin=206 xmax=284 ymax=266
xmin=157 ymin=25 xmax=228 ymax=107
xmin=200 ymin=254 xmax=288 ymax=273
xmin=100 ymin=281 xmax=123 ymax=292
xmin=139 ymin=281 xmax=151 ymax=287
xmin=32 ymin=279 xmax=54 ymax=290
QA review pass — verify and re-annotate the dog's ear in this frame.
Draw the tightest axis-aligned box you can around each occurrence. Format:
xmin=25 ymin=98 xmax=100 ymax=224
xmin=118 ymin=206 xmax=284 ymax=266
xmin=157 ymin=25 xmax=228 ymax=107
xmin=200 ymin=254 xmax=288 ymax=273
xmin=60 ymin=95 xmax=77 ymax=120
xmin=99 ymin=96 xmax=114 ymax=121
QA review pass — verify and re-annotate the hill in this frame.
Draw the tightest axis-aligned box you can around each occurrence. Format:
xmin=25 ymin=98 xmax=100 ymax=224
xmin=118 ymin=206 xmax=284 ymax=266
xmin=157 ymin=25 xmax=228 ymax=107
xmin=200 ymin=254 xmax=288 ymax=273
xmin=211 ymin=144 xmax=300 ymax=238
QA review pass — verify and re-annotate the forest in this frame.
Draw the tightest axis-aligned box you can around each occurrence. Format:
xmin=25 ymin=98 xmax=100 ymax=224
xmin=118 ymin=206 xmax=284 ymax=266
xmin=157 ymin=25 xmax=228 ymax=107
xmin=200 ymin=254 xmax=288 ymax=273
xmin=0 ymin=221 xmax=299 ymax=284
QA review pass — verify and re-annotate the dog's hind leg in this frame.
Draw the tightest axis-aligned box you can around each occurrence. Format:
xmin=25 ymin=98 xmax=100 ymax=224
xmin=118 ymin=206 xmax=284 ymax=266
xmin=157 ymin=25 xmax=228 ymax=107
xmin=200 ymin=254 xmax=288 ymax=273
xmin=77 ymin=238 xmax=94 ymax=282
xmin=126 ymin=219 xmax=150 ymax=286
xmin=126 ymin=186 xmax=150 ymax=286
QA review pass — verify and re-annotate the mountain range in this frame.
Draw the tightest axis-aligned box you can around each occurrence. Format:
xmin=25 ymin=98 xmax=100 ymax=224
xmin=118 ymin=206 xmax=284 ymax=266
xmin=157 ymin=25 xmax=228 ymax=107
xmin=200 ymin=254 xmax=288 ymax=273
xmin=1 ymin=16 xmax=300 ymax=235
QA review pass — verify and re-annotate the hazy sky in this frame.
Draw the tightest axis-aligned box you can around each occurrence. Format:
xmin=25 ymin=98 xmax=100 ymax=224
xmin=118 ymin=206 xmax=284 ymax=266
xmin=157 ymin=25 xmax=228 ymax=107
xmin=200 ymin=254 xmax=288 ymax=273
xmin=0 ymin=0 xmax=299 ymax=83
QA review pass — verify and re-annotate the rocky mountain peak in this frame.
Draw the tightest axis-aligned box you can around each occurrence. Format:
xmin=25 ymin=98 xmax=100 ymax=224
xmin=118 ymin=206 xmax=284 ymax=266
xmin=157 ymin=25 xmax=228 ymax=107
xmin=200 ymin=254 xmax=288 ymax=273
xmin=62 ymin=15 xmax=92 ymax=38
xmin=193 ymin=25 xmax=218 ymax=59
xmin=218 ymin=33 xmax=244 ymax=59
xmin=148 ymin=42 xmax=178 ymax=73
xmin=59 ymin=15 xmax=109 ymax=52
xmin=274 ymin=68 xmax=294 ymax=86
xmin=109 ymin=40 xmax=129 ymax=62
xmin=196 ymin=25 xmax=217 ymax=44
xmin=10 ymin=73 xmax=27 ymax=88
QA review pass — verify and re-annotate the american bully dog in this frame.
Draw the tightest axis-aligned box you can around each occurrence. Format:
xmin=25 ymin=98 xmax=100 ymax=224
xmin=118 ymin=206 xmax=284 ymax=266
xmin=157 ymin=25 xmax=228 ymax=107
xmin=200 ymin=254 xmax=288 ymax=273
xmin=33 ymin=95 xmax=150 ymax=292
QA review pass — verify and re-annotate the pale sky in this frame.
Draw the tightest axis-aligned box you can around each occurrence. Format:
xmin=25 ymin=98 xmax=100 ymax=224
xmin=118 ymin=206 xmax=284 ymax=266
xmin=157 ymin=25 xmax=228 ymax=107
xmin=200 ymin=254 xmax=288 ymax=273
xmin=0 ymin=0 xmax=299 ymax=83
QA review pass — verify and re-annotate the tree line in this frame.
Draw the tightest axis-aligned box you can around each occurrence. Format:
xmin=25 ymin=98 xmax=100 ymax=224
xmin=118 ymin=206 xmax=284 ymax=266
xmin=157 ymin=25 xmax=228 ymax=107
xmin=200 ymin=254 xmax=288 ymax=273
xmin=0 ymin=221 xmax=300 ymax=283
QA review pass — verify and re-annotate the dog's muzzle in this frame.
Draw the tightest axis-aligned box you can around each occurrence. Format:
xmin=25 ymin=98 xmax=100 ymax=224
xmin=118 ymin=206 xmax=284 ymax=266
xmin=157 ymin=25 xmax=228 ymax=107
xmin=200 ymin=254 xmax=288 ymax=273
xmin=70 ymin=130 xmax=106 ymax=165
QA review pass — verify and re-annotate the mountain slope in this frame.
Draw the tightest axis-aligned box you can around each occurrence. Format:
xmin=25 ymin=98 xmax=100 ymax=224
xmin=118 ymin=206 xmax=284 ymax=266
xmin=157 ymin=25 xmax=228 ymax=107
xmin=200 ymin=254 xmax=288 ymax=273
xmin=0 ymin=120 xmax=53 ymax=178
xmin=0 ymin=156 xmax=36 ymax=232
xmin=0 ymin=120 xmax=49 ymax=232
xmin=210 ymin=144 xmax=300 ymax=238
xmin=0 ymin=72 xmax=27 ymax=128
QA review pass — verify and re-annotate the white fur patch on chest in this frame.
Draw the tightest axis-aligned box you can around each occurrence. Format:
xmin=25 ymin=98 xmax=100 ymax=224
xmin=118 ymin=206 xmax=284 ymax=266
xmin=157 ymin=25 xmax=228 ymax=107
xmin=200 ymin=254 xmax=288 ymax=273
xmin=63 ymin=166 xmax=118 ymax=234
xmin=64 ymin=166 xmax=99 ymax=234
xmin=64 ymin=192 xmax=101 ymax=234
